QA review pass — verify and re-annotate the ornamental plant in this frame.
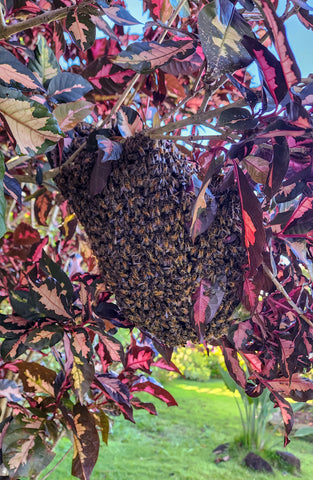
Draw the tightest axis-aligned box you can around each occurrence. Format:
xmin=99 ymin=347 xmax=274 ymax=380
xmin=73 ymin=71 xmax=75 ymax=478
xmin=1 ymin=0 xmax=313 ymax=479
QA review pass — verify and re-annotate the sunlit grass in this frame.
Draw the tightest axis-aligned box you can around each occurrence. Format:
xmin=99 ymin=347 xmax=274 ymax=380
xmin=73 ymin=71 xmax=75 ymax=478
xmin=39 ymin=379 xmax=313 ymax=480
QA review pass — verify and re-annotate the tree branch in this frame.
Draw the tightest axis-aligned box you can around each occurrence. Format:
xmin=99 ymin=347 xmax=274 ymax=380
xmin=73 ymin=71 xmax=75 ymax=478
xmin=263 ymin=264 xmax=313 ymax=329
xmin=0 ymin=2 xmax=91 ymax=40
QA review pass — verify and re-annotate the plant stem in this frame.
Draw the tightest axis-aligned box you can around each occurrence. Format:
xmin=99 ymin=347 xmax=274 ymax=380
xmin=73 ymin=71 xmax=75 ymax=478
xmin=148 ymin=98 xmax=246 ymax=135
xmin=0 ymin=3 xmax=92 ymax=40
xmin=38 ymin=445 xmax=73 ymax=480
xmin=263 ymin=264 xmax=313 ymax=329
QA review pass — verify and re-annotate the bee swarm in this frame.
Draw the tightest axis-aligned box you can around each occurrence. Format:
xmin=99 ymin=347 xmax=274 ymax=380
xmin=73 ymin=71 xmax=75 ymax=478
xmin=56 ymin=129 xmax=246 ymax=346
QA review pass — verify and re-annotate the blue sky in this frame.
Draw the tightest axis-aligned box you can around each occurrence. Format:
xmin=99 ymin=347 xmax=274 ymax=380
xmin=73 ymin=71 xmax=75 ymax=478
xmin=124 ymin=0 xmax=313 ymax=79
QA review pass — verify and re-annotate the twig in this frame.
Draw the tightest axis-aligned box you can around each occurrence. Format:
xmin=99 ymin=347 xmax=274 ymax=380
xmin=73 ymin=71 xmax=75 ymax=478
xmin=147 ymin=98 xmax=246 ymax=135
xmin=39 ymin=445 xmax=73 ymax=480
xmin=148 ymin=133 xmax=234 ymax=141
xmin=263 ymin=264 xmax=313 ymax=329
xmin=0 ymin=2 xmax=91 ymax=40
xmin=97 ymin=0 xmax=188 ymax=129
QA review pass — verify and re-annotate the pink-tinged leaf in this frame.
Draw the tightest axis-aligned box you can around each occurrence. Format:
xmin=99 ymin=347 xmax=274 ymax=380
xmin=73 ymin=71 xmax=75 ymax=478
xmin=0 ymin=86 xmax=64 ymax=156
xmin=66 ymin=10 xmax=96 ymax=51
xmin=102 ymin=4 xmax=140 ymax=25
xmin=34 ymin=191 xmax=53 ymax=226
xmin=267 ymin=387 xmax=294 ymax=446
xmin=71 ymin=357 xmax=95 ymax=404
xmin=130 ymin=380 xmax=178 ymax=406
xmin=297 ymin=7 xmax=313 ymax=30
xmin=268 ymin=374 xmax=313 ymax=402
xmin=161 ymin=49 xmax=203 ymax=76
xmin=90 ymin=15 xmax=119 ymax=41
xmin=241 ymin=36 xmax=287 ymax=106
xmin=54 ymin=100 xmax=94 ymax=132
xmin=72 ymin=404 xmax=99 ymax=480
xmin=242 ymin=270 xmax=263 ymax=311
xmin=152 ymin=357 xmax=183 ymax=376
xmin=95 ymin=330 xmax=124 ymax=364
xmin=89 ymin=137 xmax=123 ymax=196
xmin=47 ymin=72 xmax=93 ymax=103
xmin=281 ymin=196 xmax=313 ymax=233
xmin=221 ymin=338 xmax=247 ymax=389
xmin=254 ymin=0 xmax=301 ymax=91
xmin=93 ymin=374 xmax=131 ymax=409
xmin=264 ymin=137 xmax=290 ymax=199
xmin=17 ymin=361 xmax=56 ymax=395
xmin=125 ymin=340 xmax=154 ymax=373
xmin=71 ymin=328 xmax=93 ymax=362
xmin=0 ymin=379 xmax=23 ymax=402
xmin=231 ymin=319 xmax=254 ymax=351
xmin=3 ymin=170 xmax=22 ymax=204
xmin=83 ymin=58 xmax=135 ymax=94
xmin=28 ymin=277 xmax=73 ymax=322
xmin=114 ymin=40 xmax=196 ymax=74
xmin=191 ymin=278 xmax=225 ymax=343
xmin=143 ymin=0 xmax=172 ymax=22
xmin=233 ymin=163 xmax=265 ymax=275
xmin=52 ymin=21 xmax=66 ymax=60
xmin=117 ymin=106 xmax=143 ymax=138
xmin=0 ymin=46 xmax=44 ymax=91
xmin=131 ymin=397 xmax=157 ymax=415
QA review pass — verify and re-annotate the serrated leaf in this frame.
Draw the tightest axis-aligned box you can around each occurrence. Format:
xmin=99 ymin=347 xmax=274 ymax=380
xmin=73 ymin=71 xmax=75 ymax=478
xmin=94 ymin=329 xmax=124 ymax=364
xmin=0 ymin=152 xmax=5 ymax=238
xmin=98 ymin=411 xmax=109 ymax=444
xmin=17 ymin=361 xmax=56 ymax=396
xmin=28 ymin=276 xmax=73 ymax=322
xmin=9 ymin=289 xmax=41 ymax=322
xmin=114 ymin=40 xmax=196 ymax=74
xmin=66 ymin=10 xmax=96 ymax=51
xmin=48 ymin=72 xmax=93 ymax=103
xmin=3 ymin=416 xmax=55 ymax=479
xmin=28 ymin=34 xmax=60 ymax=87
xmin=0 ymin=86 xmax=64 ymax=156
xmin=54 ymin=100 xmax=94 ymax=131
xmin=0 ymin=46 xmax=44 ymax=91
xmin=198 ymin=2 xmax=253 ymax=81
xmin=125 ymin=338 xmax=154 ymax=373
xmin=72 ymin=404 xmax=99 ymax=480
xmin=1 ymin=335 xmax=28 ymax=360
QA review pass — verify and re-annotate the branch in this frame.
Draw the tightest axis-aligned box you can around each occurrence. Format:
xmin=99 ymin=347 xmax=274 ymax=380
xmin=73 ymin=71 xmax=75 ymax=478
xmin=263 ymin=264 xmax=313 ymax=329
xmin=147 ymin=98 xmax=246 ymax=135
xmin=0 ymin=2 xmax=91 ymax=40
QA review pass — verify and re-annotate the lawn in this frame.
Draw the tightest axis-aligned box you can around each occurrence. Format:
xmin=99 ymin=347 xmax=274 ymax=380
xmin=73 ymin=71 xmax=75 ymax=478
xmin=40 ymin=379 xmax=313 ymax=479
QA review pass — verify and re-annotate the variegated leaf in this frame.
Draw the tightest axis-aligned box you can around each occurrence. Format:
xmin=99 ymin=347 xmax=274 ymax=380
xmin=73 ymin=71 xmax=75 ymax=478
xmin=0 ymin=152 xmax=5 ymax=238
xmin=54 ymin=100 xmax=94 ymax=131
xmin=72 ymin=404 xmax=99 ymax=480
xmin=0 ymin=86 xmax=63 ymax=156
xmin=17 ymin=361 xmax=56 ymax=396
xmin=28 ymin=34 xmax=60 ymax=86
xmin=198 ymin=2 xmax=253 ymax=81
xmin=71 ymin=356 xmax=95 ymax=404
xmin=66 ymin=10 xmax=96 ymax=51
xmin=28 ymin=276 xmax=73 ymax=322
xmin=114 ymin=40 xmax=196 ymax=74
xmin=0 ymin=46 xmax=44 ymax=91
xmin=0 ymin=379 xmax=23 ymax=402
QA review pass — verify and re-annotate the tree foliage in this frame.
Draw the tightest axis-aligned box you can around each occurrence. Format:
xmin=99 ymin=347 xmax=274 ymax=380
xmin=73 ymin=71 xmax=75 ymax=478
xmin=1 ymin=0 xmax=313 ymax=478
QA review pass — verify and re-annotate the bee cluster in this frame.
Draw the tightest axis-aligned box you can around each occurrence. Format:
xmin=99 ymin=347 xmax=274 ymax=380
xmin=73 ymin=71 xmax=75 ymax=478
xmin=56 ymin=130 xmax=246 ymax=346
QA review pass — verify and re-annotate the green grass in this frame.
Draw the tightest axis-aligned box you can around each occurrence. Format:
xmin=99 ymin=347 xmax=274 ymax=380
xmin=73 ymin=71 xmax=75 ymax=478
xmin=40 ymin=379 xmax=313 ymax=479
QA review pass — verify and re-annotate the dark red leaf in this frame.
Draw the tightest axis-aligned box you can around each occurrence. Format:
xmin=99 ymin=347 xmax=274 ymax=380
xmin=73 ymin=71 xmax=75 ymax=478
xmin=131 ymin=397 xmax=157 ymax=415
xmin=241 ymin=36 xmax=288 ymax=106
xmin=125 ymin=338 xmax=154 ymax=373
xmin=191 ymin=278 xmax=225 ymax=343
xmin=255 ymin=0 xmax=301 ymax=92
xmin=264 ymin=136 xmax=290 ymax=199
xmin=130 ymin=380 xmax=177 ymax=406
xmin=13 ymin=222 xmax=40 ymax=247
xmin=233 ymin=164 xmax=266 ymax=275
xmin=268 ymin=389 xmax=294 ymax=446
xmin=152 ymin=357 xmax=183 ymax=376
xmin=268 ymin=374 xmax=313 ymax=402
xmin=34 ymin=191 xmax=53 ymax=226
xmin=221 ymin=338 xmax=247 ymax=389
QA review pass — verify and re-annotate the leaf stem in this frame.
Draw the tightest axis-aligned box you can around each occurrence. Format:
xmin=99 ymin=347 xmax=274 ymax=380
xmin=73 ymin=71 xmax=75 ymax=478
xmin=39 ymin=445 xmax=73 ymax=480
xmin=263 ymin=264 xmax=313 ymax=329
